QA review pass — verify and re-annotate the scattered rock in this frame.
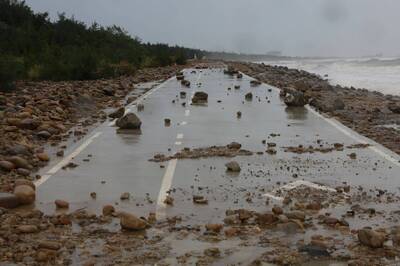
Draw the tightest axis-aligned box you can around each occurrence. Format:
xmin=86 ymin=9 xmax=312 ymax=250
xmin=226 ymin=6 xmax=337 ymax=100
xmin=36 ymin=152 xmax=50 ymax=161
xmin=120 ymin=192 xmax=130 ymax=200
xmin=299 ymin=244 xmax=330 ymax=257
xmin=358 ymin=228 xmax=385 ymax=248
xmin=204 ymin=247 xmax=220 ymax=257
xmin=37 ymin=130 xmax=51 ymax=139
xmin=181 ymin=79 xmax=191 ymax=87
xmin=225 ymin=161 xmax=241 ymax=172
xmin=102 ymin=205 xmax=115 ymax=216
xmin=205 ymin=223 xmax=223 ymax=233
xmin=8 ymin=156 xmax=32 ymax=170
xmin=164 ymin=196 xmax=174 ymax=205
xmin=283 ymin=88 xmax=307 ymax=107
xmin=102 ymin=87 xmax=115 ymax=96
xmin=227 ymin=142 xmax=241 ymax=150
xmin=16 ymin=168 xmax=30 ymax=176
xmin=193 ymin=195 xmax=208 ymax=204
xmin=245 ymin=92 xmax=253 ymax=101
xmin=272 ymin=206 xmax=283 ymax=215
xmin=119 ymin=212 xmax=148 ymax=231
xmin=109 ymin=107 xmax=125 ymax=119
xmin=13 ymin=185 xmax=35 ymax=205
xmin=0 ymin=160 xmax=15 ymax=171
xmin=17 ymin=224 xmax=38 ymax=234
xmin=38 ymin=240 xmax=61 ymax=250
xmin=14 ymin=179 xmax=35 ymax=190
xmin=0 ymin=192 xmax=20 ymax=208
xmin=192 ymin=91 xmax=208 ymax=104
xmin=332 ymin=98 xmax=345 ymax=110
xmin=349 ymin=152 xmax=357 ymax=159
xmin=387 ymin=102 xmax=400 ymax=114
xmin=55 ymin=199 xmax=69 ymax=209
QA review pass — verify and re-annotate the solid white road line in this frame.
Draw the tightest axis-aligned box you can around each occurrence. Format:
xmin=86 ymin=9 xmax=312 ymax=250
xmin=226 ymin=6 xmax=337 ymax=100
xmin=196 ymin=72 xmax=202 ymax=84
xmin=155 ymin=70 xmax=201 ymax=220
xmin=35 ymin=131 xmax=103 ymax=187
xmin=156 ymin=158 xmax=178 ymax=219
xmin=306 ymin=105 xmax=400 ymax=167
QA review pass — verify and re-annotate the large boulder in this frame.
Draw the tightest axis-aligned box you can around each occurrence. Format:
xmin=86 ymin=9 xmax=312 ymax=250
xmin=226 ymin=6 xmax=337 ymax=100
xmin=224 ymin=66 xmax=238 ymax=75
xmin=109 ymin=107 xmax=125 ymax=119
xmin=120 ymin=212 xmax=148 ymax=231
xmin=14 ymin=185 xmax=36 ymax=205
xmin=283 ymin=88 xmax=307 ymax=107
xmin=116 ymin=113 xmax=142 ymax=129
xmin=358 ymin=228 xmax=385 ymax=248
xmin=192 ymin=92 xmax=208 ymax=104
xmin=181 ymin=79 xmax=191 ymax=87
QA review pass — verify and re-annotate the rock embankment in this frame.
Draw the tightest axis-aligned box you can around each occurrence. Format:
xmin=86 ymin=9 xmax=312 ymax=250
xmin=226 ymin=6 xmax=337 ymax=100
xmin=230 ymin=62 xmax=400 ymax=154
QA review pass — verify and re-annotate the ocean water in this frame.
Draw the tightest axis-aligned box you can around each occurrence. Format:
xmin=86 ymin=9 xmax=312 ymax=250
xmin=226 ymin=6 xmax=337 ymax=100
xmin=260 ymin=57 xmax=400 ymax=95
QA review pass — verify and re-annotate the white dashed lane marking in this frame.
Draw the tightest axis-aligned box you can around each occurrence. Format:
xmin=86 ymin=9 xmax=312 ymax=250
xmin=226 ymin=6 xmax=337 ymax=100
xmin=156 ymin=70 xmax=202 ymax=219
xmin=155 ymin=159 xmax=178 ymax=219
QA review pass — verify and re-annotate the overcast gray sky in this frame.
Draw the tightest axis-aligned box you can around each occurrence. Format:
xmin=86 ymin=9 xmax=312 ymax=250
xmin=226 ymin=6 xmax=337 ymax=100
xmin=25 ymin=0 xmax=400 ymax=57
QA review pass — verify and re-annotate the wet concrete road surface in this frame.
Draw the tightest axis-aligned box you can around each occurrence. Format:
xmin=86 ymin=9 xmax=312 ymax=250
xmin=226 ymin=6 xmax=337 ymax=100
xmin=35 ymin=68 xmax=400 ymax=265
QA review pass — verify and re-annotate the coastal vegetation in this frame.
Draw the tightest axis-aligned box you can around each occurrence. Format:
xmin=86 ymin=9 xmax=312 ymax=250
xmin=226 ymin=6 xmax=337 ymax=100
xmin=0 ymin=0 xmax=202 ymax=89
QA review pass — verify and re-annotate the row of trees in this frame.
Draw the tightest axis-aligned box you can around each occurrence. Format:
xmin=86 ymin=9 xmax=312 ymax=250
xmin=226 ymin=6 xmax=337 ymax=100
xmin=0 ymin=0 xmax=203 ymax=90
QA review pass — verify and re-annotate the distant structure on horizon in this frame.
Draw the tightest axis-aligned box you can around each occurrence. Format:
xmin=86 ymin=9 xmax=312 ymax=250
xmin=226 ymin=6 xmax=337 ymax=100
xmin=265 ymin=51 xmax=282 ymax=57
